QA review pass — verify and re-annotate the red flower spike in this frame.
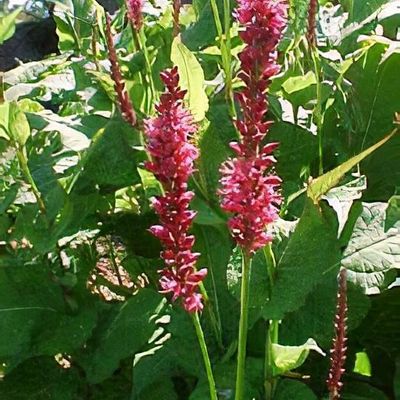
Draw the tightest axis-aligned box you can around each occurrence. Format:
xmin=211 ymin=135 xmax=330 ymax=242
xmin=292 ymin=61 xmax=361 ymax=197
xmin=126 ymin=0 xmax=143 ymax=31
xmin=219 ymin=0 xmax=287 ymax=254
xmin=307 ymin=0 xmax=318 ymax=47
xmin=105 ymin=13 xmax=137 ymax=127
xmin=145 ymin=67 xmax=207 ymax=313
xmin=327 ymin=268 xmax=348 ymax=400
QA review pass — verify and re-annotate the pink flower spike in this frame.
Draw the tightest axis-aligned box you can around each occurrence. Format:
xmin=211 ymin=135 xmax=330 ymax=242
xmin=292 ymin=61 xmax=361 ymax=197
xmin=145 ymin=68 xmax=207 ymax=313
xmin=219 ymin=0 xmax=287 ymax=254
xmin=126 ymin=0 xmax=143 ymax=31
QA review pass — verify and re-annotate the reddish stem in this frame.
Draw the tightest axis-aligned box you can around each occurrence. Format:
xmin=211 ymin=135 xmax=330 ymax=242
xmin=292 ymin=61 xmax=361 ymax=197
xmin=105 ymin=13 xmax=137 ymax=127
xmin=306 ymin=0 xmax=318 ymax=47
xmin=327 ymin=268 xmax=348 ymax=400
xmin=173 ymin=0 xmax=181 ymax=37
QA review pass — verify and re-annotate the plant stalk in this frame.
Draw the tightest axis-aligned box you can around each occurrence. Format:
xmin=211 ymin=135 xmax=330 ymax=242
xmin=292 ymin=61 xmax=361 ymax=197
xmin=16 ymin=147 xmax=46 ymax=214
xmin=265 ymin=320 xmax=279 ymax=399
xmin=130 ymin=25 xmax=157 ymax=114
xmin=210 ymin=0 xmax=235 ymax=117
xmin=222 ymin=0 xmax=235 ymax=117
xmin=192 ymin=312 xmax=218 ymax=400
xmin=263 ymin=244 xmax=279 ymax=399
xmin=235 ymin=251 xmax=252 ymax=400
xmin=138 ymin=28 xmax=157 ymax=112
xmin=311 ymin=49 xmax=324 ymax=175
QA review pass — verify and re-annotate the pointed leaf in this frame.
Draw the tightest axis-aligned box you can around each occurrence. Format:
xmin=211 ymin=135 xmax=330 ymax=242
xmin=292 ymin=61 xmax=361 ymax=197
xmin=272 ymin=338 xmax=325 ymax=375
xmin=307 ymin=129 xmax=397 ymax=204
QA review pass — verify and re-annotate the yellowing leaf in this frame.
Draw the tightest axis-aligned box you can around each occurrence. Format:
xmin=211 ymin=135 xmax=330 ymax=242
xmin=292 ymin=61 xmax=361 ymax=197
xmin=171 ymin=37 xmax=209 ymax=122
xmin=307 ymin=129 xmax=398 ymax=203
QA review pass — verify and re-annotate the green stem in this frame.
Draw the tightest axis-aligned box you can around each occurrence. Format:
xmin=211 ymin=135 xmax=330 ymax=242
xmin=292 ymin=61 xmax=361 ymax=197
xmin=192 ymin=312 xmax=218 ymax=400
xmin=222 ymin=0 xmax=235 ymax=117
xmin=263 ymin=243 xmax=276 ymax=298
xmin=235 ymin=251 xmax=252 ymax=400
xmin=210 ymin=0 xmax=235 ymax=117
xmin=16 ymin=147 xmax=46 ymax=214
xmin=264 ymin=320 xmax=279 ymax=399
xmin=263 ymin=244 xmax=279 ymax=399
xmin=311 ymin=49 xmax=323 ymax=175
xmin=138 ymin=27 xmax=158 ymax=113
xmin=210 ymin=0 xmax=223 ymax=38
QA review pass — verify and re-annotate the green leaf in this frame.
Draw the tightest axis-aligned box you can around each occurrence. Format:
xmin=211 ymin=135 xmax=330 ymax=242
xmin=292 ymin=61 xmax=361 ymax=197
xmin=323 ymin=176 xmax=367 ymax=237
xmin=0 ymin=357 xmax=81 ymax=400
xmin=54 ymin=0 xmax=104 ymax=54
xmin=194 ymin=225 xmax=239 ymax=342
xmin=171 ymin=37 xmax=209 ymax=121
xmin=274 ymin=379 xmax=317 ymax=400
xmin=74 ymin=120 xmax=142 ymax=193
xmin=342 ymin=202 xmax=400 ymax=292
xmin=191 ymin=196 xmax=226 ymax=225
xmin=197 ymin=101 xmax=236 ymax=203
xmin=394 ymin=358 xmax=400 ymax=399
xmin=282 ymin=71 xmax=317 ymax=94
xmin=79 ymin=289 xmax=165 ymax=383
xmin=281 ymin=279 xmax=370 ymax=349
xmin=182 ymin=0 xmax=219 ymax=50
xmin=272 ymin=338 xmax=325 ymax=375
xmin=0 ymin=8 xmax=21 ymax=45
xmin=386 ymin=195 xmax=400 ymax=230
xmin=307 ymin=129 xmax=397 ymax=204
xmin=344 ymin=42 xmax=400 ymax=200
xmin=262 ymin=199 xmax=341 ymax=320
xmin=132 ymin=308 xmax=203 ymax=397
xmin=341 ymin=381 xmax=390 ymax=400
xmin=354 ymin=352 xmax=372 ymax=377
xmin=355 ymin=288 xmax=400 ymax=357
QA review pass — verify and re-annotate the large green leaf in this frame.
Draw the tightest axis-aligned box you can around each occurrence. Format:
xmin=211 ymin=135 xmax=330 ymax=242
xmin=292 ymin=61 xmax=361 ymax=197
xmin=341 ymin=381 xmax=390 ymax=400
xmin=73 ymin=120 xmax=142 ymax=193
xmin=171 ymin=37 xmax=209 ymax=121
xmin=78 ymin=289 xmax=165 ymax=383
xmin=132 ymin=307 xmax=203 ymax=397
xmin=262 ymin=199 xmax=341 ymax=320
xmin=281 ymin=278 xmax=370 ymax=349
xmin=0 ymin=264 xmax=97 ymax=370
xmin=342 ymin=202 xmax=400 ymax=292
xmin=344 ymin=41 xmax=400 ymax=200
xmin=355 ymin=288 xmax=400 ymax=356
xmin=274 ymin=379 xmax=317 ymax=400
xmin=0 ymin=357 xmax=81 ymax=400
